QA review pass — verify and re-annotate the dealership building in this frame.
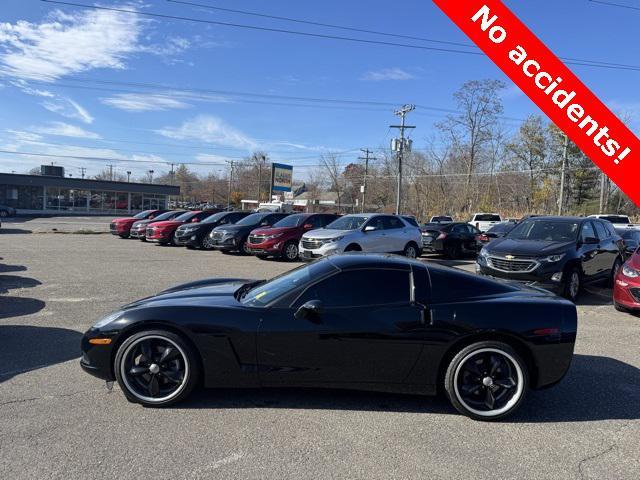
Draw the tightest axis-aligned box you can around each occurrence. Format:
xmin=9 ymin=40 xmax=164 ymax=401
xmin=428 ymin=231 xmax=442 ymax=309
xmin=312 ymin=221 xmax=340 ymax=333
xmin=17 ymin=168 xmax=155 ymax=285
xmin=0 ymin=169 xmax=180 ymax=215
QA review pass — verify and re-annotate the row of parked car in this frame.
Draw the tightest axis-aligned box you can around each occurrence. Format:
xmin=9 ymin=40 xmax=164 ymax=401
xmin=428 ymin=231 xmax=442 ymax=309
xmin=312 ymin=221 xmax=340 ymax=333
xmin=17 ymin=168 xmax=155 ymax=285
xmin=110 ymin=209 xmax=424 ymax=261
xmin=110 ymin=209 xmax=640 ymax=313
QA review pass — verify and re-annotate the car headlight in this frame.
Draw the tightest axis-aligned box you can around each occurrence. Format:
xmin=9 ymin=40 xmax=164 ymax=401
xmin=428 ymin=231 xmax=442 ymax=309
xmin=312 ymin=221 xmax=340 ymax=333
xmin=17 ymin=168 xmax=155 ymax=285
xmin=326 ymin=236 xmax=344 ymax=243
xmin=541 ymin=253 xmax=566 ymax=263
xmin=266 ymin=233 xmax=283 ymax=240
xmin=622 ymin=264 xmax=640 ymax=278
xmin=92 ymin=311 xmax=122 ymax=329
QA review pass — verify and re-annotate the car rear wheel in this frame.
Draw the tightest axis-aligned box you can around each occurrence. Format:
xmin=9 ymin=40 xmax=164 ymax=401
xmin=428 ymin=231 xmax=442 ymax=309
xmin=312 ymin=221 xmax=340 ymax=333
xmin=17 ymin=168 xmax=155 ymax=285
xmin=403 ymin=242 xmax=419 ymax=259
xmin=283 ymin=241 xmax=299 ymax=261
xmin=562 ymin=267 xmax=581 ymax=302
xmin=114 ymin=330 xmax=199 ymax=407
xmin=445 ymin=341 xmax=528 ymax=421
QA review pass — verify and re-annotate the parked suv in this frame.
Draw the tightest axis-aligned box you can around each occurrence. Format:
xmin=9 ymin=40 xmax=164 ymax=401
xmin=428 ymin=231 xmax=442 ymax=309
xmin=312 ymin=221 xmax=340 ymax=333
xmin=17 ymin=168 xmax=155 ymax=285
xmin=422 ymin=222 xmax=482 ymax=258
xmin=247 ymin=213 xmax=339 ymax=261
xmin=130 ymin=210 xmax=185 ymax=240
xmin=174 ymin=210 xmax=251 ymax=249
xmin=299 ymin=213 xmax=422 ymax=260
xmin=146 ymin=210 xmax=216 ymax=245
xmin=208 ymin=212 xmax=290 ymax=254
xmin=469 ymin=213 xmax=502 ymax=232
xmin=110 ymin=209 xmax=165 ymax=238
xmin=477 ymin=216 xmax=624 ymax=301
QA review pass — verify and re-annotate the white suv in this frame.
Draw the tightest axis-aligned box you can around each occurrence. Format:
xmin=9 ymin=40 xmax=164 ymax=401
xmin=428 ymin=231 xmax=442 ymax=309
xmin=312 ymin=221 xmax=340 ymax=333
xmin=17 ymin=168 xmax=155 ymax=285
xmin=299 ymin=213 xmax=422 ymax=260
xmin=469 ymin=213 xmax=502 ymax=232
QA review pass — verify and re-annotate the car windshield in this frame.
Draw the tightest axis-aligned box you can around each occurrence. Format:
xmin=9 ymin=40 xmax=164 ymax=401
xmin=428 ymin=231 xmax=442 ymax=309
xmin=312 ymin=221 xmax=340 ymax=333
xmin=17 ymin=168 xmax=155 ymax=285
xmin=475 ymin=214 xmax=501 ymax=222
xmin=326 ymin=215 xmax=368 ymax=230
xmin=201 ymin=212 xmax=227 ymax=224
xmin=273 ymin=214 xmax=305 ymax=228
xmin=621 ymin=230 xmax=640 ymax=241
xmin=431 ymin=216 xmax=452 ymax=222
xmin=152 ymin=211 xmax=181 ymax=222
xmin=507 ymin=220 xmax=579 ymax=241
xmin=600 ymin=215 xmax=631 ymax=223
xmin=235 ymin=213 xmax=269 ymax=226
xmin=174 ymin=211 xmax=198 ymax=222
xmin=133 ymin=210 xmax=155 ymax=219
xmin=240 ymin=261 xmax=337 ymax=306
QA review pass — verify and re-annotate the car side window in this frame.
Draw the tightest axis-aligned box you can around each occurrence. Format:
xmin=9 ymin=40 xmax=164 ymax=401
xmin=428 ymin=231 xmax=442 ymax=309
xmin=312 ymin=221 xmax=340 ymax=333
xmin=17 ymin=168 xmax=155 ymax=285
xmin=604 ymin=221 xmax=617 ymax=237
xmin=594 ymin=221 xmax=608 ymax=240
xmin=382 ymin=216 xmax=403 ymax=230
xmin=307 ymin=215 xmax=324 ymax=228
xmin=366 ymin=217 xmax=385 ymax=231
xmin=453 ymin=224 xmax=466 ymax=233
xmin=296 ymin=269 xmax=411 ymax=308
xmin=581 ymin=221 xmax=597 ymax=242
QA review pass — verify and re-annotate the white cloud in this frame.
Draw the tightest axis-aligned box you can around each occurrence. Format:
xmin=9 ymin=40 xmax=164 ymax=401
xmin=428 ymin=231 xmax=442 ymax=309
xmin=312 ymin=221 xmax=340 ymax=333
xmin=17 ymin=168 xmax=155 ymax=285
xmin=41 ymin=97 xmax=94 ymax=124
xmin=32 ymin=121 xmax=101 ymax=139
xmin=156 ymin=115 xmax=257 ymax=150
xmin=101 ymin=93 xmax=191 ymax=112
xmin=195 ymin=153 xmax=232 ymax=164
xmin=0 ymin=6 xmax=143 ymax=81
xmin=5 ymin=129 xmax=43 ymax=142
xmin=360 ymin=68 xmax=416 ymax=81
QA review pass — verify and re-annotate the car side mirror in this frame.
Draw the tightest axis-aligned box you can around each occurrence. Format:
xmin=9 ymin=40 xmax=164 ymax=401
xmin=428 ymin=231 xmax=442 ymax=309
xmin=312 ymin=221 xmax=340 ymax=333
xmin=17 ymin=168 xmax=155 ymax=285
xmin=583 ymin=236 xmax=598 ymax=245
xmin=294 ymin=300 xmax=323 ymax=322
xmin=363 ymin=225 xmax=376 ymax=232
xmin=192 ymin=218 xmax=200 ymax=223
xmin=303 ymin=223 xmax=313 ymax=229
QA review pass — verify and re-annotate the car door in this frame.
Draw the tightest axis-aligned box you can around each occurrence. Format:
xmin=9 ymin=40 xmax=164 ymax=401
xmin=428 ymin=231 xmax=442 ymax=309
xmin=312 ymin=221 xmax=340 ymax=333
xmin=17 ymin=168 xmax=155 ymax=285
xmin=257 ymin=267 xmax=425 ymax=386
xmin=462 ymin=224 xmax=482 ymax=252
xmin=381 ymin=216 xmax=406 ymax=252
xmin=593 ymin=220 xmax=619 ymax=275
xmin=579 ymin=221 xmax=600 ymax=279
xmin=360 ymin=216 xmax=386 ymax=252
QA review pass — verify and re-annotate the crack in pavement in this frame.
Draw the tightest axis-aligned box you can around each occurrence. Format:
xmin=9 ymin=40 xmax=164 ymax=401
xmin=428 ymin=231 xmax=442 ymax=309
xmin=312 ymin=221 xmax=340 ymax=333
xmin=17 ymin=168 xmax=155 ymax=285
xmin=577 ymin=444 xmax=618 ymax=480
xmin=0 ymin=389 xmax=99 ymax=407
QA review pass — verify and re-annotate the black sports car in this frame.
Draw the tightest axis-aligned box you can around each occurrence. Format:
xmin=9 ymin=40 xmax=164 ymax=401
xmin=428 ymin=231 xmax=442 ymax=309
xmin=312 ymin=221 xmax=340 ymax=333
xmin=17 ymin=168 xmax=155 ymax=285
xmin=80 ymin=254 xmax=577 ymax=420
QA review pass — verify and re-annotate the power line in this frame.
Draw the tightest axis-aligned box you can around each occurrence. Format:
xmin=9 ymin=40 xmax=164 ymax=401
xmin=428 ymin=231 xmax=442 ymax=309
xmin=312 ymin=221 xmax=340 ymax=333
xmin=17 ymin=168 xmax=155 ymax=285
xmin=171 ymin=0 xmax=640 ymax=71
xmin=588 ymin=0 xmax=640 ymax=11
xmin=41 ymin=0 xmax=640 ymax=72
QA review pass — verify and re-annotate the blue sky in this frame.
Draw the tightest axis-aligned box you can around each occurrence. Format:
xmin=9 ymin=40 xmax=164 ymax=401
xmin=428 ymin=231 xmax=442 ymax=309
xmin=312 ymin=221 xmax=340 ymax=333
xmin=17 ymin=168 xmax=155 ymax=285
xmin=0 ymin=0 xmax=638 ymax=181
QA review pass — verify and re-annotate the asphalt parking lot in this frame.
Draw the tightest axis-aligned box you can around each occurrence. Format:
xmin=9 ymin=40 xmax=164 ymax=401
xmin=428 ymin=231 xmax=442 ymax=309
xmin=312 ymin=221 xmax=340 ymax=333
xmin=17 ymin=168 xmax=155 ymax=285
xmin=1 ymin=229 xmax=639 ymax=479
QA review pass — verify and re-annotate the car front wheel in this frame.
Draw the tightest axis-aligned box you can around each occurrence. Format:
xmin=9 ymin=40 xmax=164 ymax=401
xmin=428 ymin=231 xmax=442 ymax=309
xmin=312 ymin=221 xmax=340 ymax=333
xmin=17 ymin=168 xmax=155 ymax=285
xmin=282 ymin=241 xmax=299 ymax=261
xmin=445 ymin=341 xmax=528 ymax=421
xmin=403 ymin=242 xmax=419 ymax=259
xmin=562 ymin=267 xmax=581 ymax=302
xmin=114 ymin=330 xmax=199 ymax=407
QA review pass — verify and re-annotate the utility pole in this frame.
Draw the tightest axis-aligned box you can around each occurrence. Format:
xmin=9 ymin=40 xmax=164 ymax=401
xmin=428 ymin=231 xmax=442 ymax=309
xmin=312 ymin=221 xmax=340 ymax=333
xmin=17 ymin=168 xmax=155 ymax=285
xmin=79 ymin=167 xmax=86 ymax=179
xmin=107 ymin=164 xmax=115 ymax=181
xmin=358 ymin=148 xmax=375 ymax=213
xmin=226 ymin=161 xmax=234 ymax=210
xmin=390 ymin=104 xmax=416 ymax=215
xmin=558 ymin=134 xmax=568 ymax=216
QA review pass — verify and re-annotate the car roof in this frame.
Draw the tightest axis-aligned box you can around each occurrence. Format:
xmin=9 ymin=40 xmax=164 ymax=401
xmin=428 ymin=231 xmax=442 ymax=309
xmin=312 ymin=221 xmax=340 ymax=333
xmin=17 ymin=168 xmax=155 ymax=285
xmin=326 ymin=253 xmax=421 ymax=271
xmin=521 ymin=215 xmax=585 ymax=222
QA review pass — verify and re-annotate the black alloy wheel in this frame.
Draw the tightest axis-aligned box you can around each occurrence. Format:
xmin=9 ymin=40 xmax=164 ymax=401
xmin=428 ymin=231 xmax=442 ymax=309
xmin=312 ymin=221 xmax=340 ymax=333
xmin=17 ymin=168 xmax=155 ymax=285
xmin=115 ymin=330 xmax=198 ymax=407
xmin=283 ymin=241 xmax=299 ymax=261
xmin=445 ymin=341 xmax=527 ymax=421
xmin=201 ymin=234 xmax=215 ymax=250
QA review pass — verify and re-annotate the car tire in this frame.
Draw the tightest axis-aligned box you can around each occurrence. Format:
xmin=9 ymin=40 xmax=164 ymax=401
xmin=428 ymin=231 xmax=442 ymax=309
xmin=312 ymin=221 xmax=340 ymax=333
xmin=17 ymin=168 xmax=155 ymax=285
xmin=444 ymin=341 xmax=528 ymax=421
xmin=614 ymin=301 xmax=628 ymax=313
xmin=239 ymin=237 xmax=251 ymax=255
xmin=114 ymin=329 xmax=199 ymax=407
xmin=609 ymin=257 xmax=623 ymax=288
xmin=256 ymin=254 xmax=269 ymax=260
xmin=282 ymin=241 xmax=299 ymax=261
xmin=403 ymin=242 xmax=419 ymax=259
xmin=562 ymin=266 xmax=581 ymax=302
xmin=445 ymin=243 xmax=461 ymax=259
xmin=119 ymin=234 xmax=129 ymax=239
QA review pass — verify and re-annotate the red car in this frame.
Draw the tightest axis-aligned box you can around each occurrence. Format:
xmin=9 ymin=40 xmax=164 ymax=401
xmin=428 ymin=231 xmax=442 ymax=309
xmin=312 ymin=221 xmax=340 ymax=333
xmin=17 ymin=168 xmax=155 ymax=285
xmin=145 ymin=210 xmax=215 ymax=245
xmin=613 ymin=246 xmax=640 ymax=312
xmin=247 ymin=213 xmax=339 ymax=261
xmin=110 ymin=210 xmax=165 ymax=238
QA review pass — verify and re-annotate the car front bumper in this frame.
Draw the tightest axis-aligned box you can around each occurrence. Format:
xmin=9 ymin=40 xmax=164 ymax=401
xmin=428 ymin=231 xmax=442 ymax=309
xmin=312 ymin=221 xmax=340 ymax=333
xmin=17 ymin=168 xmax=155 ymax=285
xmin=298 ymin=242 xmax=340 ymax=259
xmin=477 ymin=262 xmax=565 ymax=294
xmin=80 ymin=330 xmax=117 ymax=382
xmin=614 ymin=279 xmax=640 ymax=310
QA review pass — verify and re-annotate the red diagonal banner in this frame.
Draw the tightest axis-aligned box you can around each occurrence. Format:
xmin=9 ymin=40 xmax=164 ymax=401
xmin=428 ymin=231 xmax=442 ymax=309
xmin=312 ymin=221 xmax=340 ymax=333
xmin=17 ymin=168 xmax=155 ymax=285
xmin=432 ymin=0 xmax=640 ymax=207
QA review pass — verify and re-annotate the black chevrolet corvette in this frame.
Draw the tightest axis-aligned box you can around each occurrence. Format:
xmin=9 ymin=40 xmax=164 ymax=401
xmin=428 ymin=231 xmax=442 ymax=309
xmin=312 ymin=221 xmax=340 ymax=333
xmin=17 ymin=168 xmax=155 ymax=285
xmin=81 ymin=254 xmax=577 ymax=420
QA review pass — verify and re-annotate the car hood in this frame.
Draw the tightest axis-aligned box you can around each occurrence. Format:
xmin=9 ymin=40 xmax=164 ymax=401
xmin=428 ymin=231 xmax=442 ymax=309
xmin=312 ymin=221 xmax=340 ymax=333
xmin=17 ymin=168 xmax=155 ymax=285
xmin=112 ymin=217 xmax=136 ymax=223
xmin=123 ymin=278 xmax=254 ymax=308
xmin=214 ymin=224 xmax=255 ymax=234
xmin=149 ymin=220 xmax=184 ymax=228
xmin=487 ymin=238 xmax=574 ymax=256
xmin=251 ymin=226 xmax=296 ymax=235
xmin=303 ymin=228 xmax=352 ymax=239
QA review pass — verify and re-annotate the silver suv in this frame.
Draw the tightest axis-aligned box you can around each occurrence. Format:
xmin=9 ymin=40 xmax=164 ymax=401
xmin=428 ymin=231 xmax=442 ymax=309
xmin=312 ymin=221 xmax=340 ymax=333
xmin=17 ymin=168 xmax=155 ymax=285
xmin=299 ymin=213 xmax=422 ymax=260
